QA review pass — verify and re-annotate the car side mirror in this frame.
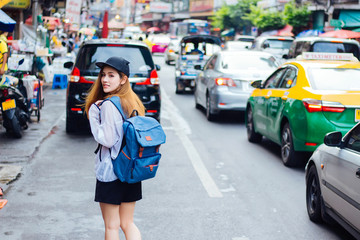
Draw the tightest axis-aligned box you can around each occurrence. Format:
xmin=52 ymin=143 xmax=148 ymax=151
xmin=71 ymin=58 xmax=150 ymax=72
xmin=251 ymin=80 xmax=262 ymax=88
xmin=194 ymin=65 xmax=202 ymax=70
xmin=155 ymin=64 xmax=161 ymax=71
xmin=18 ymin=59 xmax=25 ymax=65
xmin=324 ymin=131 xmax=343 ymax=147
xmin=283 ymin=54 xmax=288 ymax=59
xmin=64 ymin=61 xmax=74 ymax=69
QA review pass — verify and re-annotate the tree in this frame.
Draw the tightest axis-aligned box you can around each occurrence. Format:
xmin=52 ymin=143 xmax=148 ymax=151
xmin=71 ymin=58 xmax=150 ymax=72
xmin=210 ymin=0 xmax=258 ymax=33
xmin=283 ymin=0 xmax=311 ymax=35
xmin=245 ymin=5 xmax=285 ymax=32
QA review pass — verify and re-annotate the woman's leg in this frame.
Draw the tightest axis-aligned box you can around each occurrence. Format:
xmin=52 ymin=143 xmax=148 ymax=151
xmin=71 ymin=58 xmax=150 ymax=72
xmin=119 ymin=202 xmax=141 ymax=240
xmin=100 ymin=202 xmax=121 ymax=240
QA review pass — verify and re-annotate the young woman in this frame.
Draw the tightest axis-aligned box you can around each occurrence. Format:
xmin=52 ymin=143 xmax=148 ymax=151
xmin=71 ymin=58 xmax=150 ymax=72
xmin=85 ymin=56 xmax=145 ymax=240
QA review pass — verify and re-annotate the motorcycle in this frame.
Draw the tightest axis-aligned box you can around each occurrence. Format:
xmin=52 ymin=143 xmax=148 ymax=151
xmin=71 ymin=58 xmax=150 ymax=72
xmin=0 ymin=59 xmax=31 ymax=138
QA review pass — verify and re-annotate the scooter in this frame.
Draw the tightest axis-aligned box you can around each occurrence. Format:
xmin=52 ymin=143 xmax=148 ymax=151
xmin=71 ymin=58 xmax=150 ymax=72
xmin=0 ymin=59 xmax=30 ymax=138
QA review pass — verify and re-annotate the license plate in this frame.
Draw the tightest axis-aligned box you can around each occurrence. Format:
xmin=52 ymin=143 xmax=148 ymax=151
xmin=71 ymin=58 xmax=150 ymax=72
xmin=356 ymin=109 xmax=360 ymax=122
xmin=1 ymin=99 xmax=16 ymax=111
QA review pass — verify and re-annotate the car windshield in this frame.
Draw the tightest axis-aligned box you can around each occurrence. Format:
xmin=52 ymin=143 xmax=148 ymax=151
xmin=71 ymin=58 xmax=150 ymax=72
xmin=312 ymin=42 xmax=360 ymax=59
xmin=308 ymin=68 xmax=360 ymax=90
xmin=220 ymin=54 xmax=278 ymax=70
xmin=265 ymin=39 xmax=293 ymax=49
xmin=76 ymin=45 xmax=154 ymax=77
xmin=225 ymin=41 xmax=251 ymax=50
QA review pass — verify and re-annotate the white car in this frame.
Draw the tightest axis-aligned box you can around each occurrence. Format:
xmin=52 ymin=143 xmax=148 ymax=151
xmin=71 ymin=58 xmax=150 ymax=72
xmin=305 ymin=122 xmax=360 ymax=239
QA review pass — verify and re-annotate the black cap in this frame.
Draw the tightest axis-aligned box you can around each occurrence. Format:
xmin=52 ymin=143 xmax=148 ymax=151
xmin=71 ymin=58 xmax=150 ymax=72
xmin=96 ymin=57 xmax=130 ymax=77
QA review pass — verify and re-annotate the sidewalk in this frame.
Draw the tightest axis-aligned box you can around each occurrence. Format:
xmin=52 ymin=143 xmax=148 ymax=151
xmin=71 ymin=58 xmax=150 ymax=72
xmin=0 ymin=84 xmax=67 ymax=193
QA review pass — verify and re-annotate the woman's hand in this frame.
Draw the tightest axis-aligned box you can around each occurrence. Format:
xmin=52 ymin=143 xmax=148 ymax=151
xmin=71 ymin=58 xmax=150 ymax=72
xmin=95 ymin=100 xmax=103 ymax=107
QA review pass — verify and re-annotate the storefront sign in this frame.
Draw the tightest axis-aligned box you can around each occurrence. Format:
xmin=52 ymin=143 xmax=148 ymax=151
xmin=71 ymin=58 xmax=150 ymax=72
xmin=150 ymin=1 xmax=172 ymax=13
xmin=4 ymin=0 xmax=30 ymax=9
xmin=65 ymin=0 xmax=81 ymax=27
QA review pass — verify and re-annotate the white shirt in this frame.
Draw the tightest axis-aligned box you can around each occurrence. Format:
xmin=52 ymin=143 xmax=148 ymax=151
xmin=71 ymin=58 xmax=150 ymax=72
xmin=89 ymin=101 xmax=124 ymax=182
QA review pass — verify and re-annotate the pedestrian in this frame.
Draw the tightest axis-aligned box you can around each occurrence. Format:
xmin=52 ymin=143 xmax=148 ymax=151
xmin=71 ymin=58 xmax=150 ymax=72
xmin=85 ymin=56 xmax=144 ymax=240
xmin=0 ymin=31 xmax=9 ymax=85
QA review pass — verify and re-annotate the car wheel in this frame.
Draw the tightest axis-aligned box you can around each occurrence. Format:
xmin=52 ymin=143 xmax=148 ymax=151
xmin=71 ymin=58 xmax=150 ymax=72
xmin=206 ymin=94 xmax=216 ymax=121
xmin=66 ymin=116 xmax=77 ymax=133
xmin=281 ymin=123 xmax=301 ymax=167
xmin=175 ymin=81 xmax=184 ymax=94
xmin=194 ymin=86 xmax=201 ymax=110
xmin=306 ymin=164 xmax=322 ymax=223
xmin=246 ymin=107 xmax=262 ymax=143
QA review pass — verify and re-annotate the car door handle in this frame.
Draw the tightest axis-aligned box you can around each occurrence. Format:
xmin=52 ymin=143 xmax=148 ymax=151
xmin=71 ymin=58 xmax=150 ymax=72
xmin=356 ymin=168 xmax=360 ymax=179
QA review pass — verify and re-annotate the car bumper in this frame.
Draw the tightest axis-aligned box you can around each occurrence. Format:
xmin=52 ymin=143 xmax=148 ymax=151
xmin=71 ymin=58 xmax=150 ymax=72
xmin=211 ymin=88 xmax=251 ymax=112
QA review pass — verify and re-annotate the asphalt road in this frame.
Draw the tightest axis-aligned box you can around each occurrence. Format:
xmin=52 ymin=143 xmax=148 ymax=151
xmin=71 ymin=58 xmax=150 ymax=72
xmin=0 ymin=54 xmax=355 ymax=240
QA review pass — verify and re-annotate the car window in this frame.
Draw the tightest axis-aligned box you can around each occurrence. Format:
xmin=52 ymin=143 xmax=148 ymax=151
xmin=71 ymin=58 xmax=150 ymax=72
xmin=308 ymin=68 xmax=360 ymax=90
xmin=278 ymin=67 xmax=297 ymax=89
xmin=312 ymin=42 xmax=360 ymax=59
xmin=262 ymin=39 xmax=293 ymax=49
xmin=76 ymin=45 xmax=154 ymax=77
xmin=345 ymin=124 xmax=360 ymax=152
xmin=264 ymin=68 xmax=287 ymax=88
xmin=219 ymin=54 xmax=278 ymax=71
xmin=204 ymin=55 xmax=217 ymax=70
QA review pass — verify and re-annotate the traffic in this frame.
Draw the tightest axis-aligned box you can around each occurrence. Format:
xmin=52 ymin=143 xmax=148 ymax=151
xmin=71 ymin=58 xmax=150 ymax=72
xmin=1 ymin=6 xmax=360 ymax=239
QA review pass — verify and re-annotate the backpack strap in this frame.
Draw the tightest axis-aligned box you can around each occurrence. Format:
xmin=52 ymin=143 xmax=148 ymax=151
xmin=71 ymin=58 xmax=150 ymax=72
xmin=107 ymin=96 xmax=127 ymax=120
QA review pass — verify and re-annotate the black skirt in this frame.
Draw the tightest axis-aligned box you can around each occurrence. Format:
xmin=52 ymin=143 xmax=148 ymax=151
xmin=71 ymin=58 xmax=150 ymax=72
xmin=95 ymin=179 xmax=142 ymax=205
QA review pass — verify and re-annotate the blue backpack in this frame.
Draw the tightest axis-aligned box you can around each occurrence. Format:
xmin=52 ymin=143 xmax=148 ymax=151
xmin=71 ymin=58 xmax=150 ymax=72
xmin=107 ymin=96 xmax=166 ymax=183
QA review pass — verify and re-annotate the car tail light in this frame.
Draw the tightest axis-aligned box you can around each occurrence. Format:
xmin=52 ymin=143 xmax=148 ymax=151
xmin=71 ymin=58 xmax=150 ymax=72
xmin=302 ymin=99 xmax=345 ymax=113
xmin=215 ymin=78 xmax=236 ymax=87
xmin=136 ymin=70 xmax=159 ymax=85
xmin=69 ymin=67 xmax=92 ymax=83
xmin=1 ymin=88 xmax=9 ymax=97
xmin=169 ymin=49 xmax=174 ymax=53
xmin=147 ymin=110 xmax=158 ymax=113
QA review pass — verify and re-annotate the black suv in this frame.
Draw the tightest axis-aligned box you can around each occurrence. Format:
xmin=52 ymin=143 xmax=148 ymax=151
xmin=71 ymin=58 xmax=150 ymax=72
xmin=287 ymin=37 xmax=360 ymax=60
xmin=65 ymin=39 xmax=161 ymax=133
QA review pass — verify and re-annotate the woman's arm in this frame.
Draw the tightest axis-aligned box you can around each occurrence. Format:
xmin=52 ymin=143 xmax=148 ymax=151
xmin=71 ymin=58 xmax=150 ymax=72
xmin=89 ymin=102 xmax=121 ymax=148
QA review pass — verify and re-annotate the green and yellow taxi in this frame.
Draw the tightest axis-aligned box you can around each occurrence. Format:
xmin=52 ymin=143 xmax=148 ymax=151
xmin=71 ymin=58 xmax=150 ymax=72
xmin=246 ymin=52 xmax=360 ymax=167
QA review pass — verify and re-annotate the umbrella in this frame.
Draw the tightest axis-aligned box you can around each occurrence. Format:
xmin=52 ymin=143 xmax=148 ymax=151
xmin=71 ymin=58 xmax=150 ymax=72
xmin=0 ymin=9 xmax=16 ymax=32
xmin=297 ymin=29 xmax=324 ymax=38
xmin=147 ymin=27 xmax=160 ymax=33
xmin=319 ymin=29 xmax=360 ymax=39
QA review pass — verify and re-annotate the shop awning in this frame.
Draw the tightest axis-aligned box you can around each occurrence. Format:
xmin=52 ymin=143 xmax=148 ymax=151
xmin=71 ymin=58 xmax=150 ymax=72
xmin=339 ymin=10 xmax=360 ymax=28
xmin=0 ymin=9 xmax=16 ymax=32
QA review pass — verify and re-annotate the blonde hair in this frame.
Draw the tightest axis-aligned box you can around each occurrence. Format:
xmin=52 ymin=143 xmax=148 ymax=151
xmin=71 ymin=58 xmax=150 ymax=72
xmin=85 ymin=68 xmax=145 ymax=118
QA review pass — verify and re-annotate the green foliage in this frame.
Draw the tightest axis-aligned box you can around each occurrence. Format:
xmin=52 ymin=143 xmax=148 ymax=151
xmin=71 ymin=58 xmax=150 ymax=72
xmin=283 ymin=0 xmax=311 ymax=28
xmin=210 ymin=0 xmax=258 ymax=32
xmin=245 ymin=5 xmax=285 ymax=32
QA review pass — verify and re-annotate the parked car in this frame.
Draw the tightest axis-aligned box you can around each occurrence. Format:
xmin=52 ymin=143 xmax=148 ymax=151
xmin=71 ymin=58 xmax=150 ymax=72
xmin=65 ymin=39 xmax=161 ymax=133
xmin=164 ymin=37 xmax=180 ymax=65
xmin=251 ymin=36 xmax=294 ymax=62
xmin=121 ymin=26 xmax=144 ymax=40
xmin=246 ymin=52 xmax=360 ymax=167
xmin=235 ymin=35 xmax=255 ymax=43
xmin=194 ymin=50 xmax=279 ymax=121
xmin=287 ymin=36 xmax=360 ymax=60
xmin=305 ymin=121 xmax=360 ymax=239
xmin=224 ymin=41 xmax=252 ymax=50
xmin=175 ymin=35 xmax=222 ymax=93
xmin=149 ymin=34 xmax=171 ymax=54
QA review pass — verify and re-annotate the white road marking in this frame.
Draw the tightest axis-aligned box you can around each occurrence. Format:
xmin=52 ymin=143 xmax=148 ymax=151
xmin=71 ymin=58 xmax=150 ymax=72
xmin=232 ymin=237 xmax=250 ymax=240
xmin=162 ymin=88 xmax=223 ymax=198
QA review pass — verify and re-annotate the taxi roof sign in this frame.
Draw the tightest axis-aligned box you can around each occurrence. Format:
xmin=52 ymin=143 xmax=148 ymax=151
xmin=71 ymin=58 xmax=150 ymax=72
xmin=299 ymin=52 xmax=358 ymax=62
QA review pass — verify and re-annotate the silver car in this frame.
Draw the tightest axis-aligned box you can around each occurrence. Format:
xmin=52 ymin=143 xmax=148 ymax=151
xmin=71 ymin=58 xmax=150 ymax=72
xmin=164 ymin=37 xmax=180 ymax=65
xmin=194 ymin=50 xmax=279 ymax=121
xmin=305 ymin=122 xmax=360 ymax=239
